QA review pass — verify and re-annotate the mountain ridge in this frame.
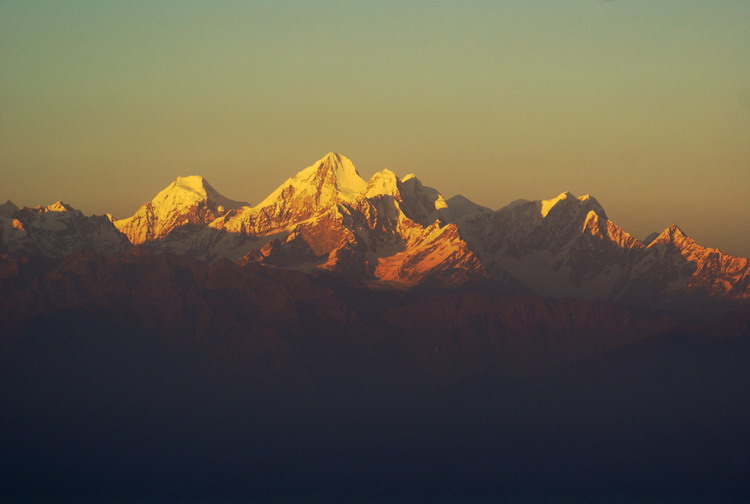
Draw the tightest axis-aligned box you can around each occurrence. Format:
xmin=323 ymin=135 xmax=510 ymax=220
xmin=2 ymin=154 xmax=749 ymax=501
xmin=2 ymin=152 xmax=748 ymax=318
xmin=114 ymin=175 xmax=249 ymax=245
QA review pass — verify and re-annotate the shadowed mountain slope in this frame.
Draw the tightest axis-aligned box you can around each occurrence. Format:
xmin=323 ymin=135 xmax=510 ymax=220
xmin=3 ymin=152 xmax=749 ymax=317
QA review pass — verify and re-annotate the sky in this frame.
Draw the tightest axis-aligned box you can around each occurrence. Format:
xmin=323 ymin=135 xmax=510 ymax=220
xmin=1 ymin=0 xmax=749 ymax=256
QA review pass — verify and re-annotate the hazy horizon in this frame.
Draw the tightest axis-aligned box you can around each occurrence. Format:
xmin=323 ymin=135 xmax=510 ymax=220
xmin=2 ymin=1 xmax=749 ymax=256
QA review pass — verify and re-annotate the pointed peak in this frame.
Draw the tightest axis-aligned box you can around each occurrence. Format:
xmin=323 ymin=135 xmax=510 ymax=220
xmin=540 ymin=191 xmax=575 ymax=217
xmin=584 ymin=209 xmax=600 ymax=223
xmin=169 ymin=176 xmax=240 ymax=202
xmin=45 ymin=201 xmax=73 ymax=212
xmin=0 ymin=200 xmax=18 ymax=217
xmin=665 ymin=224 xmax=687 ymax=238
xmin=314 ymin=152 xmax=357 ymax=173
xmin=649 ymin=224 xmax=693 ymax=247
xmin=256 ymin=153 xmax=367 ymax=208
xmin=321 ymin=151 xmax=343 ymax=162
xmin=21 ymin=200 xmax=78 ymax=215
xmin=151 ymin=175 xmax=248 ymax=210
xmin=577 ymin=194 xmax=604 ymax=207
xmin=400 ymin=174 xmax=426 ymax=191
xmin=173 ymin=175 xmax=209 ymax=193
xmin=156 ymin=175 xmax=209 ymax=201
xmin=365 ymin=169 xmax=400 ymax=198
xmin=582 ymin=210 xmax=604 ymax=236
xmin=540 ymin=191 xmax=607 ymax=219
xmin=296 ymin=152 xmax=367 ymax=197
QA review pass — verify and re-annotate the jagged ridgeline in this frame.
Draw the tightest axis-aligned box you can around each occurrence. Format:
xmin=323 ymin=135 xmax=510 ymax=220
xmin=2 ymin=154 xmax=750 ymax=501
xmin=1 ymin=152 xmax=748 ymax=318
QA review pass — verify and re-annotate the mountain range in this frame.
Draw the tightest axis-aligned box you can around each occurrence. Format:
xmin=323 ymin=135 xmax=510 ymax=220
xmin=2 ymin=153 xmax=750 ymax=500
xmin=2 ymin=152 xmax=748 ymax=320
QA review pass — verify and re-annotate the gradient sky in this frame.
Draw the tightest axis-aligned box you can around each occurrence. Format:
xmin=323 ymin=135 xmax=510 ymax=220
xmin=2 ymin=0 xmax=749 ymax=256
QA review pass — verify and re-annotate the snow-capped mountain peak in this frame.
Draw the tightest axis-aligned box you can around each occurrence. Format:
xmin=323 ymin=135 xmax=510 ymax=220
xmin=365 ymin=169 xmax=400 ymax=198
xmin=255 ymin=152 xmax=367 ymax=210
xmin=4 ymin=152 xmax=748 ymax=308
xmin=540 ymin=191 xmax=607 ymax=220
xmin=633 ymin=224 xmax=750 ymax=302
xmin=648 ymin=224 xmax=692 ymax=248
xmin=1 ymin=201 xmax=129 ymax=258
xmin=44 ymin=201 xmax=73 ymax=212
xmin=318 ymin=152 xmax=365 ymax=190
xmin=312 ymin=152 xmax=366 ymax=196
xmin=582 ymin=209 xmax=603 ymax=234
xmin=115 ymin=175 xmax=248 ymax=245
xmin=153 ymin=175 xmax=248 ymax=212
xmin=541 ymin=191 xmax=575 ymax=217
xmin=173 ymin=175 xmax=208 ymax=192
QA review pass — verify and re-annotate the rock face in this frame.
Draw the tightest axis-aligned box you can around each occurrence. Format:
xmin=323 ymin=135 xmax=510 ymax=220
xmin=616 ymin=225 xmax=750 ymax=317
xmin=452 ymin=191 xmax=749 ymax=312
xmin=116 ymin=153 xmax=488 ymax=285
xmin=453 ymin=192 xmax=643 ymax=298
xmin=115 ymin=175 xmax=248 ymax=245
xmin=640 ymin=225 xmax=750 ymax=298
xmin=3 ymin=159 xmax=749 ymax=503
xmin=0 ymin=202 xmax=130 ymax=258
xmin=4 ymin=152 xmax=749 ymax=313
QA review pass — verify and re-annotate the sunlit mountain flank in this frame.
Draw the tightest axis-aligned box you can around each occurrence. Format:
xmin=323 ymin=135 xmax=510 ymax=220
xmin=3 ymin=153 xmax=748 ymax=320
xmin=2 ymin=153 xmax=750 ymax=502
xmin=3 ymin=1 xmax=750 ymax=501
